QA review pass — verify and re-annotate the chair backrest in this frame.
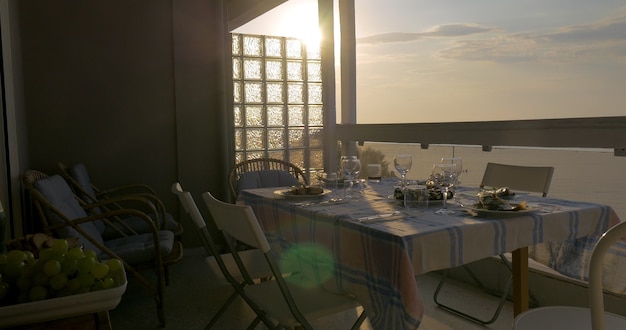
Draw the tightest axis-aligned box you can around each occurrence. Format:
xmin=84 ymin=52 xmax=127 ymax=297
xmin=480 ymin=162 xmax=555 ymax=197
xmin=589 ymin=220 xmax=626 ymax=329
xmin=22 ymin=170 xmax=104 ymax=255
xmin=202 ymin=191 xmax=271 ymax=253
xmin=228 ymin=158 xmax=308 ymax=198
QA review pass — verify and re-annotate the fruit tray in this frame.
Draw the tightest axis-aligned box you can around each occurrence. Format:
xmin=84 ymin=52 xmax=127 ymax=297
xmin=0 ymin=268 xmax=127 ymax=328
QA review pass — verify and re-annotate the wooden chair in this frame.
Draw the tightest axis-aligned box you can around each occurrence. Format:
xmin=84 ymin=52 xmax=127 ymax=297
xmin=433 ymin=162 xmax=555 ymax=324
xmin=202 ymin=191 xmax=367 ymax=330
xmin=22 ymin=170 xmax=183 ymax=327
xmin=514 ymin=220 xmax=626 ymax=330
xmin=228 ymin=157 xmax=308 ymax=199
xmin=57 ymin=162 xmax=183 ymax=238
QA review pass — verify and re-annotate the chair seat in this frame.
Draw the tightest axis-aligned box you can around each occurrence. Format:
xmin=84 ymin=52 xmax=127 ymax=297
xmin=103 ymin=230 xmax=175 ymax=265
xmin=101 ymin=212 xmax=182 ymax=239
xmin=245 ymin=275 xmax=361 ymax=328
xmin=514 ymin=306 xmax=626 ymax=330
xmin=205 ymin=248 xmax=272 ymax=285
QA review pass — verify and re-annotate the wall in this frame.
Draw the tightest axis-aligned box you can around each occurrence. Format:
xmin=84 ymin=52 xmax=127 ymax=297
xmin=15 ymin=0 xmax=231 ymax=246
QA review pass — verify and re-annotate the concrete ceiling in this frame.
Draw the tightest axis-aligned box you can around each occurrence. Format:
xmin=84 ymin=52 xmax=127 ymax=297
xmin=228 ymin=0 xmax=288 ymax=30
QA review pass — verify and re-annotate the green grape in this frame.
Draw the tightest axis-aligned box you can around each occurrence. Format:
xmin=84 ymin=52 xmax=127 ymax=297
xmin=33 ymin=272 xmax=49 ymax=286
xmin=4 ymin=260 xmax=24 ymax=278
xmin=104 ymin=259 xmax=123 ymax=274
xmin=84 ymin=249 xmax=97 ymax=259
xmin=77 ymin=256 xmax=96 ymax=274
xmin=101 ymin=277 xmax=115 ymax=289
xmin=29 ymin=285 xmax=48 ymax=301
xmin=50 ymin=239 xmax=69 ymax=255
xmin=61 ymin=258 xmax=78 ymax=276
xmin=76 ymin=273 xmax=94 ymax=289
xmin=0 ymin=282 xmax=8 ymax=299
xmin=66 ymin=278 xmax=81 ymax=292
xmin=91 ymin=262 xmax=109 ymax=279
xmin=50 ymin=273 xmax=68 ymax=291
xmin=43 ymin=259 xmax=61 ymax=277
xmin=20 ymin=263 xmax=36 ymax=279
xmin=38 ymin=248 xmax=56 ymax=261
xmin=0 ymin=253 xmax=7 ymax=265
xmin=16 ymin=276 xmax=32 ymax=291
xmin=6 ymin=250 xmax=26 ymax=264
xmin=66 ymin=247 xmax=85 ymax=260
xmin=24 ymin=251 xmax=36 ymax=265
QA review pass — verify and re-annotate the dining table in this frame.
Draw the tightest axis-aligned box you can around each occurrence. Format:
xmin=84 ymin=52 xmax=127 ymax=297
xmin=236 ymin=179 xmax=621 ymax=330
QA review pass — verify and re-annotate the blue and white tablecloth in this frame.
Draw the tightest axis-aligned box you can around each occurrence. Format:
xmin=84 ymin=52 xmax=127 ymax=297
xmin=237 ymin=180 xmax=621 ymax=330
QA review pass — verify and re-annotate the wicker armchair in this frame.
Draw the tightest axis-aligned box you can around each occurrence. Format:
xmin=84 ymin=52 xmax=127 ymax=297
xmin=228 ymin=157 xmax=308 ymax=199
xmin=56 ymin=162 xmax=183 ymax=238
xmin=22 ymin=170 xmax=183 ymax=327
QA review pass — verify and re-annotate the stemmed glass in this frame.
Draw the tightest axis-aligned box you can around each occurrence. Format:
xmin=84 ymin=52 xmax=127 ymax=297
xmin=340 ymin=156 xmax=361 ymax=199
xmin=440 ymin=157 xmax=463 ymax=200
xmin=431 ymin=163 xmax=458 ymax=215
xmin=394 ymin=154 xmax=413 ymax=187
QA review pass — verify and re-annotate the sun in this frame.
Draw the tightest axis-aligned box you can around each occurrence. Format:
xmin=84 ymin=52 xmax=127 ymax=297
xmin=275 ymin=2 xmax=322 ymax=46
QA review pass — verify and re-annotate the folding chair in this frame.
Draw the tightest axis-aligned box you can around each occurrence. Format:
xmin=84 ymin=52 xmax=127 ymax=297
xmin=433 ymin=162 xmax=555 ymax=324
xmin=202 ymin=191 xmax=367 ymax=330
xmin=514 ymin=220 xmax=626 ymax=329
xmin=171 ymin=183 xmax=275 ymax=329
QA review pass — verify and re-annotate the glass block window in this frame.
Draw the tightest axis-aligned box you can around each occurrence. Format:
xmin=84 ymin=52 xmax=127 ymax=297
xmin=232 ymin=33 xmax=324 ymax=176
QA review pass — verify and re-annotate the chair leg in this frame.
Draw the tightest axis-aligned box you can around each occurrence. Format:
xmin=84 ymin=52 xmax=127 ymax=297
xmin=432 ymin=254 xmax=513 ymax=325
xmin=204 ymin=290 xmax=239 ymax=329
xmin=350 ymin=310 xmax=368 ymax=330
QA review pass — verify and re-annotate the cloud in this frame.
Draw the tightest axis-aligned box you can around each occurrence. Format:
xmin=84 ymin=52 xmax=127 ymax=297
xmin=437 ymin=15 xmax=626 ymax=63
xmin=357 ymin=23 xmax=493 ymax=44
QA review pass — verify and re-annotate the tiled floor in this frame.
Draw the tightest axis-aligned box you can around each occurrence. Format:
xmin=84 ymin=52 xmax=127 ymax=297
xmin=109 ymin=248 xmax=514 ymax=329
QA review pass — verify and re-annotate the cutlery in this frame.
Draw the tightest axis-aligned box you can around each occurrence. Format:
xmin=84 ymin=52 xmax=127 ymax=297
xmin=296 ymin=198 xmax=343 ymax=207
xmin=357 ymin=211 xmax=402 ymax=223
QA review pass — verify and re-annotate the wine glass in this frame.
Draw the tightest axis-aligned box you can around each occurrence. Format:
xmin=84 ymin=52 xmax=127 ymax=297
xmin=440 ymin=157 xmax=463 ymax=192
xmin=394 ymin=154 xmax=413 ymax=187
xmin=340 ymin=156 xmax=361 ymax=199
xmin=431 ymin=163 xmax=458 ymax=215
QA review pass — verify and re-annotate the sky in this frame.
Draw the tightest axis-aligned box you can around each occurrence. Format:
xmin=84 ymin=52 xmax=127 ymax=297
xmin=235 ymin=0 xmax=626 ymax=123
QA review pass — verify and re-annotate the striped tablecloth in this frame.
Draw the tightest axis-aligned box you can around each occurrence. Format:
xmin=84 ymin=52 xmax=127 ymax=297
xmin=237 ymin=180 xmax=620 ymax=330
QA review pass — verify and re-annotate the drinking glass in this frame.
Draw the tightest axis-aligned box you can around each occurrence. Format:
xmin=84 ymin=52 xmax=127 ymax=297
xmin=340 ymin=156 xmax=361 ymax=199
xmin=440 ymin=157 xmax=463 ymax=192
xmin=431 ymin=163 xmax=458 ymax=215
xmin=394 ymin=154 xmax=413 ymax=187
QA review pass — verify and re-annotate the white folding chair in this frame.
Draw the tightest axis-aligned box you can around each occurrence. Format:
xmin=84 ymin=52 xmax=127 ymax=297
xmin=202 ymin=191 xmax=368 ymax=330
xmin=433 ymin=162 xmax=555 ymax=324
xmin=514 ymin=220 xmax=626 ymax=329
xmin=171 ymin=183 xmax=275 ymax=329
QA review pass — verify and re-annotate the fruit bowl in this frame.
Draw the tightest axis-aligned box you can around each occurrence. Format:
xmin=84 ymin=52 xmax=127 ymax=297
xmin=0 ymin=266 xmax=127 ymax=327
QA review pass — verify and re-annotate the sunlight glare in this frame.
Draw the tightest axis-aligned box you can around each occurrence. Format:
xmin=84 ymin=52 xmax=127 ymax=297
xmin=276 ymin=2 xmax=321 ymax=47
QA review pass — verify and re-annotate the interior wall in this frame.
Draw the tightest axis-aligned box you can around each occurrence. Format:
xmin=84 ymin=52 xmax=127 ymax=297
xmin=16 ymin=0 xmax=230 ymax=246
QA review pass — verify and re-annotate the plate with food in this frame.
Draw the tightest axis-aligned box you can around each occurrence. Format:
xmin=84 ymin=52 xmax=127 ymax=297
xmin=463 ymin=197 xmax=536 ymax=218
xmin=274 ymin=186 xmax=331 ymax=199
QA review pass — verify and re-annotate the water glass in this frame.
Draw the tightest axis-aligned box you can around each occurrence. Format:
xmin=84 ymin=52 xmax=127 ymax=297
xmin=367 ymin=164 xmax=382 ymax=182
xmin=404 ymin=185 xmax=429 ymax=210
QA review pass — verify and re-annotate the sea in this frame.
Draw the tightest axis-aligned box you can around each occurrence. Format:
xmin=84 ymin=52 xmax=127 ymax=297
xmin=357 ymin=142 xmax=626 ymax=221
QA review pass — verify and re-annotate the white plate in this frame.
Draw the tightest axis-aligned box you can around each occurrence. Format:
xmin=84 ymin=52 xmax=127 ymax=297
xmin=274 ymin=189 xmax=332 ymax=199
xmin=464 ymin=204 xmax=536 ymax=218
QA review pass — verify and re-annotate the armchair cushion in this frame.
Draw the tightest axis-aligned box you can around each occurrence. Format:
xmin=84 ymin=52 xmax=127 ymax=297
xmin=103 ymin=230 xmax=175 ymax=265
xmin=235 ymin=170 xmax=300 ymax=194
xmin=33 ymin=175 xmax=104 ymax=256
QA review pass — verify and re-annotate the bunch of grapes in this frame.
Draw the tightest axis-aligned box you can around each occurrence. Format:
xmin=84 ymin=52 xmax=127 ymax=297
xmin=0 ymin=238 xmax=123 ymax=306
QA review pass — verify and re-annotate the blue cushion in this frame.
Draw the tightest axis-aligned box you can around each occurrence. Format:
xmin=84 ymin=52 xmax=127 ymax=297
xmin=34 ymin=175 xmax=104 ymax=256
xmin=68 ymin=163 xmax=106 ymax=234
xmin=101 ymin=230 xmax=175 ymax=264
xmin=236 ymin=170 xmax=300 ymax=194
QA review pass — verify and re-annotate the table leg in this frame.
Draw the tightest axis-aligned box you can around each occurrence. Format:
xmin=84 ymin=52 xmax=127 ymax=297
xmin=512 ymin=247 xmax=529 ymax=316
